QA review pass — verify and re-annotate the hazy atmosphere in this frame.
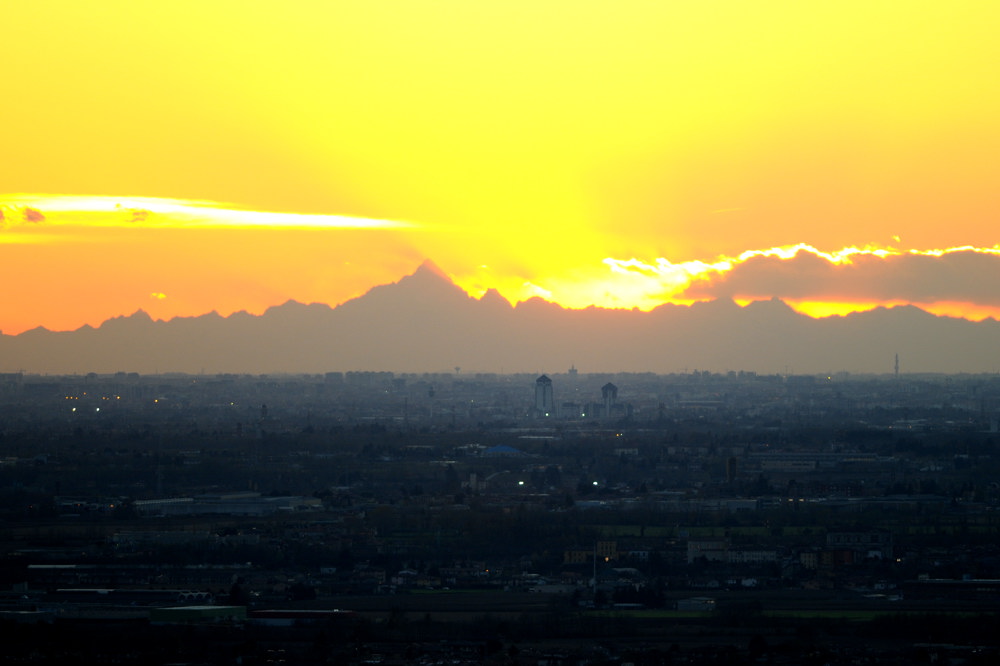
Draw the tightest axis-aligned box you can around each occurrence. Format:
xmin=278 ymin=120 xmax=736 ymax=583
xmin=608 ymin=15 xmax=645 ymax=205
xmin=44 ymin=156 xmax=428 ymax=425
xmin=3 ymin=2 xmax=1000 ymax=348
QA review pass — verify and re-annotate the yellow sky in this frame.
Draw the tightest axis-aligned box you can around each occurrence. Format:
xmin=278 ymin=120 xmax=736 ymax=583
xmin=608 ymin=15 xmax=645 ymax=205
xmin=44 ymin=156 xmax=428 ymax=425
xmin=3 ymin=2 xmax=1000 ymax=334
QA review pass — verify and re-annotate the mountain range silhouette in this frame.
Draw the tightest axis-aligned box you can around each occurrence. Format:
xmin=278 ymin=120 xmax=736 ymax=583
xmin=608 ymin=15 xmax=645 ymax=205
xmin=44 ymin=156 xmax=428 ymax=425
xmin=2 ymin=260 xmax=997 ymax=375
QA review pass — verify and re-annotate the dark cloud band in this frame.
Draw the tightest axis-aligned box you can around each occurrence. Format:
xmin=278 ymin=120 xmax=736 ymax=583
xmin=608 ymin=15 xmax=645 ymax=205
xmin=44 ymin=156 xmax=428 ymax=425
xmin=680 ymin=248 xmax=1000 ymax=305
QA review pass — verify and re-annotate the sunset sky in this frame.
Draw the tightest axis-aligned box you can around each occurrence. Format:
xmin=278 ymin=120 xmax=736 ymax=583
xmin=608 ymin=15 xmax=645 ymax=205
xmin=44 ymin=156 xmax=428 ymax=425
xmin=3 ymin=1 xmax=1000 ymax=335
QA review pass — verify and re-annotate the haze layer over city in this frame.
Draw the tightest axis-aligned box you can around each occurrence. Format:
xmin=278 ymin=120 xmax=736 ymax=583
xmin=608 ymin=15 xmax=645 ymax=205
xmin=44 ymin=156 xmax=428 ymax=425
xmin=4 ymin=368 xmax=1000 ymax=662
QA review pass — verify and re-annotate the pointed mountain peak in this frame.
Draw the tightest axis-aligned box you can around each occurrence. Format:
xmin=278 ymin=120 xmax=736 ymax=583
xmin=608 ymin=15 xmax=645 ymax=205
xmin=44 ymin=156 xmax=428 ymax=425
xmin=389 ymin=259 xmax=465 ymax=295
xmin=411 ymin=259 xmax=453 ymax=283
xmin=334 ymin=260 xmax=468 ymax=313
xmin=479 ymin=288 xmax=512 ymax=309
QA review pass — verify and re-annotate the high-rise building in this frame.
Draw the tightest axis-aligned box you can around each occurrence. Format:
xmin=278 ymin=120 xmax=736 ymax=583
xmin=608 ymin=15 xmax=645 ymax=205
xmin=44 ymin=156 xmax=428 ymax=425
xmin=535 ymin=375 xmax=554 ymax=417
xmin=601 ymin=382 xmax=618 ymax=418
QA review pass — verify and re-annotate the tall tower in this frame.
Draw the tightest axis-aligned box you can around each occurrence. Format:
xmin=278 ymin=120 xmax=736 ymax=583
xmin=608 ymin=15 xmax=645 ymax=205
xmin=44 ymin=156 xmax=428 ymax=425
xmin=534 ymin=375 xmax=554 ymax=417
xmin=601 ymin=382 xmax=618 ymax=418
xmin=894 ymin=353 xmax=899 ymax=379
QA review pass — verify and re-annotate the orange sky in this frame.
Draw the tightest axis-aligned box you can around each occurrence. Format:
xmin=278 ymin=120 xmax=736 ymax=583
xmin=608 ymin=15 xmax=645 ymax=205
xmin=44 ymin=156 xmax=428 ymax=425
xmin=3 ymin=2 xmax=1000 ymax=335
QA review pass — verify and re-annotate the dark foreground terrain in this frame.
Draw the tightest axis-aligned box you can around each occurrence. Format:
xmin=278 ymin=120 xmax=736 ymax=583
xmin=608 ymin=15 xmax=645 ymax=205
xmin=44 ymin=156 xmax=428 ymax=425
xmin=4 ymin=588 xmax=1000 ymax=665
xmin=4 ymin=370 xmax=1000 ymax=663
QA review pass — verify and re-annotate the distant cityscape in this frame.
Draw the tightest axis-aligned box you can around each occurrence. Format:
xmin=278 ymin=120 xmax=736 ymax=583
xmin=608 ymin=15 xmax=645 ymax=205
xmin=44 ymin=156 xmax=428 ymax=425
xmin=2 ymin=369 xmax=1000 ymax=663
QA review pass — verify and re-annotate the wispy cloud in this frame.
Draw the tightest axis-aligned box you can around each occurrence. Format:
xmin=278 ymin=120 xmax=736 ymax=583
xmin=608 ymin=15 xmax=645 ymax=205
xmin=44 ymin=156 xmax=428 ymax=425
xmin=0 ymin=194 xmax=414 ymax=231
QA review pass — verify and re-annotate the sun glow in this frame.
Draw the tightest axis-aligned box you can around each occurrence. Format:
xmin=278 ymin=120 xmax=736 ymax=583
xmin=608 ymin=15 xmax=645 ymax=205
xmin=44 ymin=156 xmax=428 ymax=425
xmin=906 ymin=302 xmax=1000 ymax=322
xmin=4 ymin=3 xmax=1000 ymax=341
xmin=783 ymin=301 xmax=893 ymax=318
xmin=735 ymin=243 xmax=902 ymax=263
xmin=787 ymin=300 xmax=1000 ymax=322
xmin=5 ymin=192 xmax=1000 ymax=335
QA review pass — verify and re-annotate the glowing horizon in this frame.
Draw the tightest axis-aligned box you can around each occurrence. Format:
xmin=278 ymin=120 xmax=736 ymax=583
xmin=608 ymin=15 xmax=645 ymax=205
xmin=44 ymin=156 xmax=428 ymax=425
xmin=4 ymin=191 xmax=1000 ymax=335
xmin=3 ymin=3 xmax=999 ymax=341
